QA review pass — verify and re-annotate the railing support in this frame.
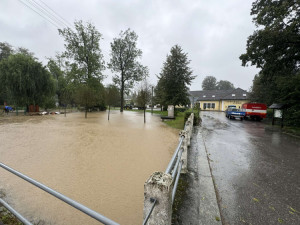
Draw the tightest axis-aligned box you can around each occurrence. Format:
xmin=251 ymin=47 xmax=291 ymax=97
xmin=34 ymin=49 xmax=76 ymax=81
xmin=0 ymin=198 xmax=33 ymax=225
xmin=143 ymin=172 xmax=173 ymax=225
xmin=0 ymin=163 xmax=119 ymax=225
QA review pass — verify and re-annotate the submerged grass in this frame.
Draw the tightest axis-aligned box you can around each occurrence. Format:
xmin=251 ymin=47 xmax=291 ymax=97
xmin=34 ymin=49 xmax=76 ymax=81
xmin=0 ymin=205 xmax=22 ymax=225
xmin=125 ymin=109 xmax=190 ymax=130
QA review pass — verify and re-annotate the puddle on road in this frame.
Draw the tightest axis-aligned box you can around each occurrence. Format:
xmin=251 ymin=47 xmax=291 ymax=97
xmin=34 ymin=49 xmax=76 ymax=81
xmin=0 ymin=111 xmax=178 ymax=225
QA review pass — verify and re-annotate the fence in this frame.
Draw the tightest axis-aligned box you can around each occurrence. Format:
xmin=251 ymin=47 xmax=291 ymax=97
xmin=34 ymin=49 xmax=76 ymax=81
xmin=0 ymin=163 xmax=119 ymax=225
xmin=0 ymin=113 xmax=195 ymax=225
xmin=143 ymin=113 xmax=194 ymax=225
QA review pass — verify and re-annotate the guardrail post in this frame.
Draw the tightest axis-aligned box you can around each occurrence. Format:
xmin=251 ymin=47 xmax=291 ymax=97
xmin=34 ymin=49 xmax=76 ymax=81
xmin=186 ymin=120 xmax=191 ymax=147
xmin=143 ymin=172 xmax=173 ymax=225
xmin=179 ymin=130 xmax=188 ymax=174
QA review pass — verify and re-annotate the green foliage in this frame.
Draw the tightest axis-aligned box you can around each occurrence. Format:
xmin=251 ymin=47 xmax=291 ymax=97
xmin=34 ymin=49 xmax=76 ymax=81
xmin=108 ymin=28 xmax=148 ymax=112
xmin=59 ymin=20 xmax=105 ymax=82
xmin=202 ymin=76 xmax=217 ymax=90
xmin=240 ymin=0 xmax=300 ymax=126
xmin=216 ymin=80 xmax=234 ymax=90
xmin=202 ymin=76 xmax=234 ymax=90
xmin=0 ymin=42 xmax=14 ymax=61
xmin=0 ymin=53 xmax=55 ymax=107
xmin=156 ymin=45 xmax=195 ymax=107
xmin=136 ymin=81 xmax=151 ymax=107
xmin=106 ymin=84 xmax=120 ymax=107
xmin=59 ymin=20 xmax=106 ymax=117
xmin=0 ymin=42 xmax=14 ymax=104
xmin=184 ymin=110 xmax=201 ymax=125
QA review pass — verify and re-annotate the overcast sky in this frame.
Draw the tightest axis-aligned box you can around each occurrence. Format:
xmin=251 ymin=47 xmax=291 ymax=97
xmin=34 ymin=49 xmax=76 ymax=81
xmin=0 ymin=0 xmax=260 ymax=91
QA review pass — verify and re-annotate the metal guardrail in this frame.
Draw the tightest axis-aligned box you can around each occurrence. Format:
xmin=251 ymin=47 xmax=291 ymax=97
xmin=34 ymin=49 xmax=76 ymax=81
xmin=0 ymin=198 xmax=33 ymax=225
xmin=142 ymin=198 xmax=157 ymax=225
xmin=165 ymin=136 xmax=184 ymax=174
xmin=0 ymin=162 xmax=120 ymax=225
xmin=143 ymin=113 xmax=193 ymax=224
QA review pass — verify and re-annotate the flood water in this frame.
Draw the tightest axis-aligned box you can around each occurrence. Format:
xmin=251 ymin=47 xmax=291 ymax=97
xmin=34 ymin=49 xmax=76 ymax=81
xmin=0 ymin=111 xmax=179 ymax=225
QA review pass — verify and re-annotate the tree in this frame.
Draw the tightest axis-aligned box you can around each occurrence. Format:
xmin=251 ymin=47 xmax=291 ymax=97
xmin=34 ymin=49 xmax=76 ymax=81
xmin=0 ymin=53 xmax=55 ymax=108
xmin=59 ymin=20 xmax=106 ymax=118
xmin=136 ymin=80 xmax=151 ymax=123
xmin=157 ymin=45 xmax=195 ymax=107
xmin=240 ymin=0 xmax=300 ymax=126
xmin=202 ymin=76 xmax=217 ymax=90
xmin=106 ymin=84 xmax=120 ymax=120
xmin=0 ymin=42 xmax=14 ymax=61
xmin=108 ymin=28 xmax=148 ymax=112
xmin=154 ymin=78 xmax=165 ymax=111
xmin=0 ymin=42 xmax=14 ymax=104
xmin=216 ymin=80 xmax=235 ymax=90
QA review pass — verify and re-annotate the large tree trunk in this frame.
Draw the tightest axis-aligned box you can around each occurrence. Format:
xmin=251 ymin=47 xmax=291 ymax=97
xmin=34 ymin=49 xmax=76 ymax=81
xmin=64 ymin=105 xmax=66 ymax=117
xmin=85 ymin=106 xmax=88 ymax=118
xmin=120 ymin=81 xmax=124 ymax=112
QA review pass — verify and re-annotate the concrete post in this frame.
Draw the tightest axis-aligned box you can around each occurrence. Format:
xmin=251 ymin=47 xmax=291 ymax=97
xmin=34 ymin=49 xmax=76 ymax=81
xmin=143 ymin=172 xmax=173 ymax=225
xmin=179 ymin=130 xmax=188 ymax=174
xmin=185 ymin=120 xmax=191 ymax=147
xmin=167 ymin=105 xmax=174 ymax=117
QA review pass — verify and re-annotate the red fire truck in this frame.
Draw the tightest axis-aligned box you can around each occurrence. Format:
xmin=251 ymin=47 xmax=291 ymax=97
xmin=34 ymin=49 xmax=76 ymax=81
xmin=241 ymin=103 xmax=267 ymax=121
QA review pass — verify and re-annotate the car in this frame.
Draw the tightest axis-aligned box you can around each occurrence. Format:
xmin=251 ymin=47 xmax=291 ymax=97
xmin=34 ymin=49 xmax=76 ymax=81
xmin=124 ymin=105 xmax=133 ymax=110
xmin=225 ymin=108 xmax=246 ymax=120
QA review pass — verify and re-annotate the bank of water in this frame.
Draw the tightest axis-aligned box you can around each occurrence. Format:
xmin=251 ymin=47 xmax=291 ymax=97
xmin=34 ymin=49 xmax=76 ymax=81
xmin=0 ymin=111 xmax=178 ymax=225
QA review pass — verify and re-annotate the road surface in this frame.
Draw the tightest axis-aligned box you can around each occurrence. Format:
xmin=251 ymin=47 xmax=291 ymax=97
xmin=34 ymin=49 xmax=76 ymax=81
xmin=201 ymin=111 xmax=300 ymax=225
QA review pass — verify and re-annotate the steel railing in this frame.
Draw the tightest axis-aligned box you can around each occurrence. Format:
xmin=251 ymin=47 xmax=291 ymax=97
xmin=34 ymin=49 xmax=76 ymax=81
xmin=142 ymin=197 xmax=157 ymax=225
xmin=0 ymin=162 xmax=119 ymax=225
xmin=0 ymin=198 xmax=33 ymax=225
xmin=143 ymin=114 xmax=193 ymax=224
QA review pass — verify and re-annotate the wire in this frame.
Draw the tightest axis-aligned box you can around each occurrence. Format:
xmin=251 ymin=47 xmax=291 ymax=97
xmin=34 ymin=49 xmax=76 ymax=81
xmin=28 ymin=0 xmax=70 ymax=28
xmin=17 ymin=0 xmax=61 ymax=29
xmin=39 ymin=0 xmax=73 ymax=28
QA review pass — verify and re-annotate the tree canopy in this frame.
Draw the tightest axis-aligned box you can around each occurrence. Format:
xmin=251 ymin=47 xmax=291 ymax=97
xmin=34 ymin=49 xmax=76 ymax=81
xmin=217 ymin=80 xmax=235 ymax=90
xmin=106 ymin=84 xmax=120 ymax=107
xmin=156 ymin=45 xmax=194 ymax=107
xmin=240 ymin=0 xmax=300 ymax=126
xmin=108 ymin=28 xmax=148 ymax=112
xmin=59 ymin=20 xmax=106 ymax=117
xmin=0 ymin=53 xmax=55 ymax=107
xmin=202 ymin=76 xmax=217 ymax=90
xmin=59 ymin=20 xmax=105 ymax=82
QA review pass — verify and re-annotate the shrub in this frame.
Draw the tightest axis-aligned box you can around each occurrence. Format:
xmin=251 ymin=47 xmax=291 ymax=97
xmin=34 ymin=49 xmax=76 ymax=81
xmin=184 ymin=110 xmax=201 ymax=125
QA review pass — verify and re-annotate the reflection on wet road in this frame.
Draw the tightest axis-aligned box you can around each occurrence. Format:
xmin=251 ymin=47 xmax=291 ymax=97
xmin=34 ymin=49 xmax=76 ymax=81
xmin=201 ymin=111 xmax=300 ymax=225
xmin=0 ymin=111 xmax=178 ymax=225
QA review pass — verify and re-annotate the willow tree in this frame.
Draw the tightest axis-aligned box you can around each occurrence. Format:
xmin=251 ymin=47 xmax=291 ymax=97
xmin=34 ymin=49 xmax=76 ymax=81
xmin=59 ymin=20 xmax=105 ymax=118
xmin=0 ymin=53 xmax=55 ymax=108
xmin=108 ymin=29 xmax=148 ymax=112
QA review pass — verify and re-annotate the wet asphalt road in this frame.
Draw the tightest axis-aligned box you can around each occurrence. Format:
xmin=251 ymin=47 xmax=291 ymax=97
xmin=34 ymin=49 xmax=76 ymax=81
xmin=200 ymin=111 xmax=300 ymax=225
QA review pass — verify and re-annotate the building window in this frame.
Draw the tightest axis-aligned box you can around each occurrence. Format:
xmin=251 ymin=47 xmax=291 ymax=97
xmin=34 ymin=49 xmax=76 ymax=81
xmin=243 ymin=93 xmax=246 ymax=96
xmin=207 ymin=103 xmax=211 ymax=108
xmin=232 ymin=94 xmax=235 ymax=96
xmin=212 ymin=103 xmax=215 ymax=109
xmin=203 ymin=103 xmax=207 ymax=109
xmin=212 ymin=95 xmax=215 ymax=97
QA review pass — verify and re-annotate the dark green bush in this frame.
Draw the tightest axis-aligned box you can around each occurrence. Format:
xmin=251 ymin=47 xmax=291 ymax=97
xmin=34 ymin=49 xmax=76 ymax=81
xmin=184 ymin=110 xmax=201 ymax=125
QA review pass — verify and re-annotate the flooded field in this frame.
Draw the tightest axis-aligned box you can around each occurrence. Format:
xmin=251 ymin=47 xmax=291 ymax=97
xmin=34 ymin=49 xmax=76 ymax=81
xmin=0 ymin=111 xmax=179 ymax=225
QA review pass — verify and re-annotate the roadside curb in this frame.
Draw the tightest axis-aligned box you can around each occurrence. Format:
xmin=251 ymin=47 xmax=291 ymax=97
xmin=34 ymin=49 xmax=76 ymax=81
xmin=197 ymin=127 xmax=222 ymax=224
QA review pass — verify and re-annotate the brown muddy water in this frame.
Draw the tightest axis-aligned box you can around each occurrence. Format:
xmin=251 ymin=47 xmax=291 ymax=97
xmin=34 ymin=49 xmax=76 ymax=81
xmin=0 ymin=111 xmax=179 ymax=225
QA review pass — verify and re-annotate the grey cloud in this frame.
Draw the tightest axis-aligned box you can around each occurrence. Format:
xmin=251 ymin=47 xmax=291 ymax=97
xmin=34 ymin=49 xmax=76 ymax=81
xmin=0 ymin=0 xmax=259 ymax=90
